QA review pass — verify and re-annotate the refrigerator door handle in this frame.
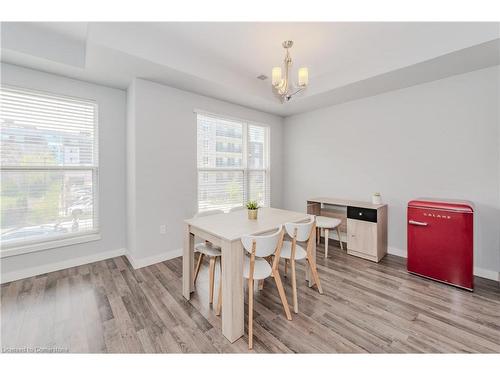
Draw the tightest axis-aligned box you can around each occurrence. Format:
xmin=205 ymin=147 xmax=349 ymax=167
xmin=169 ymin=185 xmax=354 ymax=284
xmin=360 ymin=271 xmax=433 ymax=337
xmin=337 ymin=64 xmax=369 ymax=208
xmin=409 ymin=220 xmax=428 ymax=226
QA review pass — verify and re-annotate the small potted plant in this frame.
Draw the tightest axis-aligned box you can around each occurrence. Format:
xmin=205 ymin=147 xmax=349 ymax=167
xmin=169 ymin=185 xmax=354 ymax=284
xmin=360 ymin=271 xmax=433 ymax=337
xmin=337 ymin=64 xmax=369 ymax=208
xmin=246 ymin=200 xmax=259 ymax=220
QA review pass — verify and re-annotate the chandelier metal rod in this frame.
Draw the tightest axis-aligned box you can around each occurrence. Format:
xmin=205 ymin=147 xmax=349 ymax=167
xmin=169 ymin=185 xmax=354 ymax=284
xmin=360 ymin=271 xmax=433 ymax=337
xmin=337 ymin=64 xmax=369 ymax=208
xmin=272 ymin=40 xmax=308 ymax=103
xmin=283 ymin=46 xmax=291 ymax=95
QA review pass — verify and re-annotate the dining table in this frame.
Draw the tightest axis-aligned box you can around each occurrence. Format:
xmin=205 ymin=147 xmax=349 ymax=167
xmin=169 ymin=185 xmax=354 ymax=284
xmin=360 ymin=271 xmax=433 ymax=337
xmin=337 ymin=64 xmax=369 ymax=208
xmin=182 ymin=207 xmax=316 ymax=343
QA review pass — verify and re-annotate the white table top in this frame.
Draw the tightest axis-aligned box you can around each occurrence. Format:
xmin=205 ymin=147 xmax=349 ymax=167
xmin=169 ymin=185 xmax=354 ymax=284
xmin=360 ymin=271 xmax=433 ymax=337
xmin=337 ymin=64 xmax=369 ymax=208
xmin=185 ymin=207 xmax=309 ymax=241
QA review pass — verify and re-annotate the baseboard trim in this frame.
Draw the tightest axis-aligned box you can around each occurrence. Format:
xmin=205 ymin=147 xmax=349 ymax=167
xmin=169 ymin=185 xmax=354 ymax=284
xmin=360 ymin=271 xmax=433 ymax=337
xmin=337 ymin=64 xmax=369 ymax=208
xmin=3 ymin=244 xmax=497 ymax=283
xmin=387 ymin=246 xmax=407 ymax=258
xmin=126 ymin=248 xmax=182 ymax=269
xmin=386 ymin=246 xmax=499 ymax=282
xmin=473 ymin=267 xmax=500 ymax=282
xmin=0 ymin=248 xmax=126 ymax=284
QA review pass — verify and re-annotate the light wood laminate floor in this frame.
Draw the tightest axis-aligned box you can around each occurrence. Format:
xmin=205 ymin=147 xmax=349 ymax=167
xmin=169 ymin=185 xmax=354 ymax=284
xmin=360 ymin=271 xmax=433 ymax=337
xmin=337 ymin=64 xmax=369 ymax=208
xmin=2 ymin=242 xmax=500 ymax=353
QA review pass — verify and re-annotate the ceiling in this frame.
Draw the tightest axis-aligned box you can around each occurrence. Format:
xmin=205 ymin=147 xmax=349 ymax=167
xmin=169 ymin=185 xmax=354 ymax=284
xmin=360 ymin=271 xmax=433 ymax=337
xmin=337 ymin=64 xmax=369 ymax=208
xmin=1 ymin=22 xmax=499 ymax=116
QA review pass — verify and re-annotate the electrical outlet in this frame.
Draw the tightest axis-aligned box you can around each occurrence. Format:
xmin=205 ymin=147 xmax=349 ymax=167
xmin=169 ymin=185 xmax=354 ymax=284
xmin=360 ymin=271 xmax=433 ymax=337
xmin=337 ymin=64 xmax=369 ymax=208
xmin=160 ymin=224 xmax=167 ymax=234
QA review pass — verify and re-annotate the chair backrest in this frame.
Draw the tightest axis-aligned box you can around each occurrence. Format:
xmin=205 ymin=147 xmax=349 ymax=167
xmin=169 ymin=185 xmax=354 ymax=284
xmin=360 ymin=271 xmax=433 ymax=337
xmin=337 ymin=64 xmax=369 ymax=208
xmin=241 ymin=226 xmax=283 ymax=258
xmin=284 ymin=215 xmax=315 ymax=242
xmin=194 ymin=209 xmax=224 ymax=219
xmin=229 ymin=206 xmax=244 ymax=213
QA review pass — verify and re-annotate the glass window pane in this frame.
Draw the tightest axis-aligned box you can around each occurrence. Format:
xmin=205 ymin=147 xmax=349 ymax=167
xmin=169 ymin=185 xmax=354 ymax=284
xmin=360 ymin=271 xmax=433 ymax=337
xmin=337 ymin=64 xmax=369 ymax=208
xmin=248 ymin=170 xmax=268 ymax=207
xmin=248 ymin=125 xmax=266 ymax=169
xmin=197 ymin=115 xmax=243 ymax=169
xmin=198 ymin=170 xmax=243 ymax=212
xmin=1 ymin=170 xmax=96 ymax=245
xmin=0 ymin=87 xmax=96 ymax=167
xmin=197 ymin=114 xmax=270 ymax=211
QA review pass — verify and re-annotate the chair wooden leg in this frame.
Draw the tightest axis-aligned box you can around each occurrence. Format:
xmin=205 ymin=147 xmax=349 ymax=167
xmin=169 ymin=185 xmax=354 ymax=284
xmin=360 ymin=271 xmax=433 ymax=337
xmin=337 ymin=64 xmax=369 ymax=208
xmin=307 ymin=256 xmax=323 ymax=295
xmin=284 ymin=258 xmax=288 ymax=277
xmin=216 ymin=258 xmax=222 ymax=316
xmin=208 ymin=256 xmax=216 ymax=304
xmin=317 ymin=227 xmax=320 ymax=244
xmin=272 ymin=270 xmax=292 ymax=320
xmin=291 ymin=258 xmax=298 ymax=313
xmin=258 ymin=279 xmax=265 ymax=290
xmin=324 ymin=229 xmax=329 ymax=258
xmin=248 ymin=278 xmax=254 ymax=349
xmin=337 ymin=227 xmax=343 ymax=250
xmin=193 ymin=253 xmax=204 ymax=284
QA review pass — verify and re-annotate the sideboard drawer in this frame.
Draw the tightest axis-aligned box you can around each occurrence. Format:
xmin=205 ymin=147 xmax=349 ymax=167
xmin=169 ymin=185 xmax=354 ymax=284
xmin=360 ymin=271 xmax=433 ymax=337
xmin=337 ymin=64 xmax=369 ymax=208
xmin=347 ymin=206 xmax=377 ymax=223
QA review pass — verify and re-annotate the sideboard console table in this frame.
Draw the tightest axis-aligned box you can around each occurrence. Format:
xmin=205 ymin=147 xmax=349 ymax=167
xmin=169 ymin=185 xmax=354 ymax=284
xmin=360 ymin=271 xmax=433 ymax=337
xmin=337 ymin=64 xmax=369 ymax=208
xmin=307 ymin=197 xmax=388 ymax=262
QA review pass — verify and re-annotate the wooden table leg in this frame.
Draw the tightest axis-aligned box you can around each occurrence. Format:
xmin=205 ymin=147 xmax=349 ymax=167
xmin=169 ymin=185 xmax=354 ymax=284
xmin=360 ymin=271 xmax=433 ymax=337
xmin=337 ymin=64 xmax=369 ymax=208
xmin=183 ymin=223 xmax=195 ymax=299
xmin=306 ymin=203 xmax=318 ymax=288
xmin=306 ymin=225 xmax=317 ymax=287
xmin=221 ymin=239 xmax=244 ymax=343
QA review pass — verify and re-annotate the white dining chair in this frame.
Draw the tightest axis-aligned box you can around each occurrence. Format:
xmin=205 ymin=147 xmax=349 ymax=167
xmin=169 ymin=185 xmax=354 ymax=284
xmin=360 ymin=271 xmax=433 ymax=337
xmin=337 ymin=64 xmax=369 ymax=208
xmin=239 ymin=226 xmax=292 ymax=349
xmin=316 ymin=216 xmax=343 ymax=258
xmin=229 ymin=206 xmax=244 ymax=212
xmin=193 ymin=209 xmax=224 ymax=305
xmin=281 ymin=215 xmax=323 ymax=313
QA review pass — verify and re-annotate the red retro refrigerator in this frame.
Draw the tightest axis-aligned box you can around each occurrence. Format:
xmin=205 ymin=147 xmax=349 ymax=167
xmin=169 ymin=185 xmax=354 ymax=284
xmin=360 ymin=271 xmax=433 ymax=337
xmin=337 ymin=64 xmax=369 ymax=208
xmin=407 ymin=198 xmax=474 ymax=291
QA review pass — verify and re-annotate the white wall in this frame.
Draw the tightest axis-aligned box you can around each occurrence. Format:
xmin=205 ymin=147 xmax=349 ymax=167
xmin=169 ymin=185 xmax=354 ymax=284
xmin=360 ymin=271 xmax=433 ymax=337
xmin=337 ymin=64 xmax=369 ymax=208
xmin=1 ymin=63 xmax=127 ymax=282
xmin=283 ymin=66 xmax=500 ymax=275
xmin=2 ymin=63 xmax=498 ymax=281
xmin=126 ymin=78 xmax=284 ymax=267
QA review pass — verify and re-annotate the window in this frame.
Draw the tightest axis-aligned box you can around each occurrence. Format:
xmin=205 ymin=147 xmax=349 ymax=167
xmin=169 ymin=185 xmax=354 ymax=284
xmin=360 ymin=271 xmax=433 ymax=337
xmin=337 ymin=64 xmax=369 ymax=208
xmin=197 ymin=113 xmax=270 ymax=212
xmin=0 ymin=86 xmax=99 ymax=252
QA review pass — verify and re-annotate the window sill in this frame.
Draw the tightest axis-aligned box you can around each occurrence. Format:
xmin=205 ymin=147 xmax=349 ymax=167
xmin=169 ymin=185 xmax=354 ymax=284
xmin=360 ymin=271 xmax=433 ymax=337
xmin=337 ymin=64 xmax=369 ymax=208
xmin=0 ymin=232 xmax=101 ymax=258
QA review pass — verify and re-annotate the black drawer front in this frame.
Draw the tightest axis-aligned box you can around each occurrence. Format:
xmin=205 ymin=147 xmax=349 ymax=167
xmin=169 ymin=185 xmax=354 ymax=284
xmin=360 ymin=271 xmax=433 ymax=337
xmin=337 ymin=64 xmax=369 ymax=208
xmin=347 ymin=206 xmax=377 ymax=223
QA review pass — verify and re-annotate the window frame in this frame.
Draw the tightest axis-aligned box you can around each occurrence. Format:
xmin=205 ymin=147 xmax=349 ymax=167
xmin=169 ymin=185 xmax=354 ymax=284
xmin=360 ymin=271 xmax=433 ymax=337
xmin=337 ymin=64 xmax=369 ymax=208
xmin=0 ymin=85 xmax=101 ymax=257
xmin=196 ymin=111 xmax=271 ymax=213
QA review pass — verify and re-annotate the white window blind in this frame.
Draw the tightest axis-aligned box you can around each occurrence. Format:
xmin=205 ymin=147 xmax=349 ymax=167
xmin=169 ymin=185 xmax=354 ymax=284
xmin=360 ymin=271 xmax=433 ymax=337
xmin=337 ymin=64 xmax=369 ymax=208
xmin=0 ymin=86 xmax=99 ymax=249
xmin=197 ymin=113 xmax=270 ymax=212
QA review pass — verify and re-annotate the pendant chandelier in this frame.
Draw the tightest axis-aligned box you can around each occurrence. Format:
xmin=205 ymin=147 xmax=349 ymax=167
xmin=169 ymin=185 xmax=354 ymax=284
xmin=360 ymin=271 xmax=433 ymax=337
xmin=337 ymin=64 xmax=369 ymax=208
xmin=272 ymin=40 xmax=309 ymax=103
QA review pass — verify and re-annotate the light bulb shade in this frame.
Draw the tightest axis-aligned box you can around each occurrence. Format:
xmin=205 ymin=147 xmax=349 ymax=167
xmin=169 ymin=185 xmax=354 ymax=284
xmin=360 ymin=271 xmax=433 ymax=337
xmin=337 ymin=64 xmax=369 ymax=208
xmin=298 ymin=67 xmax=308 ymax=87
xmin=272 ymin=67 xmax=282 ymax=86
